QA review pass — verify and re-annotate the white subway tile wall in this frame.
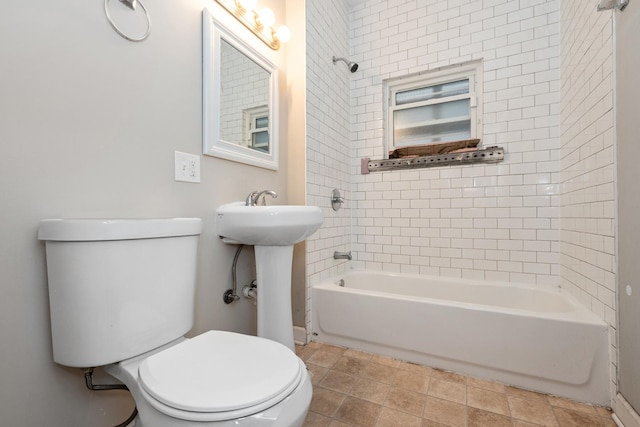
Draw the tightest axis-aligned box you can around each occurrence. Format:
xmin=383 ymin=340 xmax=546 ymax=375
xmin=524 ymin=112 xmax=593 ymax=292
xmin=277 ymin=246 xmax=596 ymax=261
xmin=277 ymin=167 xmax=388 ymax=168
xmin=305 ymin=1 xmax=616 ymax=392
xmin=348 ymin=0 xmax=561 ymax=284
xmin=305 ymin=0 xmax=353 ymax=335
xmin=558 ymin=1 xmax=615 ymax=396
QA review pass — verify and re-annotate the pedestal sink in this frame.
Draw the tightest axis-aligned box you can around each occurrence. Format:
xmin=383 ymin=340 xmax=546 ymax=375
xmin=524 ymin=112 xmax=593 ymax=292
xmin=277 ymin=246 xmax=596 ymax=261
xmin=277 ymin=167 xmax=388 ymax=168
xmin=216 ymin=202 xmax=323 ymax=350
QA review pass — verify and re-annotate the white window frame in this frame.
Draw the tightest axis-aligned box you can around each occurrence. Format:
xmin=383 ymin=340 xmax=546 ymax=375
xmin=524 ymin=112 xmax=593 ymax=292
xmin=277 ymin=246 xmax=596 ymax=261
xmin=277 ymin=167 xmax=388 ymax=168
xmin=243 ymin=105 xmax=269 ymax=151
xmin=383 ymin=60 xmax=483 ymax=158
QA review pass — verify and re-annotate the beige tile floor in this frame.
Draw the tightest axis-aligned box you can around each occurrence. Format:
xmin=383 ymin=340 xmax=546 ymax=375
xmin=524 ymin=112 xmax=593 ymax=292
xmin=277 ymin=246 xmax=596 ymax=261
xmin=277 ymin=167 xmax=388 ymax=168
xmin=295 ymin=342 xmax=616 ymax=427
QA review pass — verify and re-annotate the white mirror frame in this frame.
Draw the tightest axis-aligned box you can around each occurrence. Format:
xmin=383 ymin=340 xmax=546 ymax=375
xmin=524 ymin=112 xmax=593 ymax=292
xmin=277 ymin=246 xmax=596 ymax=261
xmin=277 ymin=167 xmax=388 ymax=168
xmin=202 ymin=10 xmax=279 ymax=170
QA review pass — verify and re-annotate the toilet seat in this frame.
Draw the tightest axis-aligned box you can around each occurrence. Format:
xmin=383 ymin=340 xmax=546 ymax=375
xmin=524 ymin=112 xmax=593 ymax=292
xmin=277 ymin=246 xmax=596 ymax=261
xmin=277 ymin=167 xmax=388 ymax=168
xmin=138 ymin=331 xmax=305 ymax=422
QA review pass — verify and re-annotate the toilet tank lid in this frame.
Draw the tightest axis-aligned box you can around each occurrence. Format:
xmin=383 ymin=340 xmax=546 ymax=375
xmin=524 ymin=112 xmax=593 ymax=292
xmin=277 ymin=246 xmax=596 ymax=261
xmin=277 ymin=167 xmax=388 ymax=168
xmin=37 ymin=218 xmax=203 ymax=241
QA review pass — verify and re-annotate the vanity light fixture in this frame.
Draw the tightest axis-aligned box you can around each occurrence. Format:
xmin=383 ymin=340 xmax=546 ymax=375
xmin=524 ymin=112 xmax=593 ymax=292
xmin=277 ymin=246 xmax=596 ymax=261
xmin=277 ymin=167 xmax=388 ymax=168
xmin=237 ymin=0 xmax=257 ymax=9
xmin=257 ymin=8 xmax=275 ymax=27
xmin=214 ymin=0 xmax=290 ymax=50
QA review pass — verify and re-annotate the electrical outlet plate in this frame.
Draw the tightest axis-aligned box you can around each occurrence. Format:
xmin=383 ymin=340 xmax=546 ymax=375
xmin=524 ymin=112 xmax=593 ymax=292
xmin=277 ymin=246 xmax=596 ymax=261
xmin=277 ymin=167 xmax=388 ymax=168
xmin=174 ymin=151 xmax=201 ymax=183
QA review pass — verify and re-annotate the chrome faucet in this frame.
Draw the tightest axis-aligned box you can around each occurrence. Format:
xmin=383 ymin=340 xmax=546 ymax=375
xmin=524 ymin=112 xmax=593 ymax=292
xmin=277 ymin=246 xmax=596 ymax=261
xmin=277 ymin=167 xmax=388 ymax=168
xmin=333 ymin=251 xmax=352 ymax=260
xmin=245 ymin=190 xmax=278 ymax=206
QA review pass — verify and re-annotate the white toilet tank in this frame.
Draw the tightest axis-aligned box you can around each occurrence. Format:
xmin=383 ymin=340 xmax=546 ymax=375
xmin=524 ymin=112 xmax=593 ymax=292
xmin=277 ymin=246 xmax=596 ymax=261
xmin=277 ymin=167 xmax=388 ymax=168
xmin=38 ymin=218 xmax=203 ymax=368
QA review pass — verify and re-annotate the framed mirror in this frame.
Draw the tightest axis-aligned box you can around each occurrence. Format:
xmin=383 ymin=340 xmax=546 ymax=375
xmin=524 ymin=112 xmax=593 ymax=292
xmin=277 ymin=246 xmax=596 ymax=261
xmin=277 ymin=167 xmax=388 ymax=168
xmin=203 ymin=10 xmax=279 ymax=170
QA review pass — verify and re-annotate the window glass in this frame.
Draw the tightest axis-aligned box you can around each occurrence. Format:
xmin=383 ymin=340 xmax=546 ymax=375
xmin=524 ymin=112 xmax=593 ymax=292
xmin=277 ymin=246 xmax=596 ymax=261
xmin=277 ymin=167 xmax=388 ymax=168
xmin=393 ymin=99 xmax=470 ymax=147
xmin=252 ymin=131 xmax=269 ymax=152
xmin=383 ymin=61 xmax=482 ymax=157
xmin=395 ymin=79 xmax=469 ymax=105
xmin=255 ymin=116 xmax=268 ymax=129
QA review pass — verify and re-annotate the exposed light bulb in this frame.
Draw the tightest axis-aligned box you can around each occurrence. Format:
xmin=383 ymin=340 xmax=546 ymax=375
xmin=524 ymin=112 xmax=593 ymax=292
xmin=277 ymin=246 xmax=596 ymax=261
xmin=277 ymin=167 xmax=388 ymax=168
xmin=258 ymin=8 xmax=275 ymax=27
xmin=236 ymin=0 xmax=257 ymax=10
xmin=275 ymin=25 xmax=291 ymax=43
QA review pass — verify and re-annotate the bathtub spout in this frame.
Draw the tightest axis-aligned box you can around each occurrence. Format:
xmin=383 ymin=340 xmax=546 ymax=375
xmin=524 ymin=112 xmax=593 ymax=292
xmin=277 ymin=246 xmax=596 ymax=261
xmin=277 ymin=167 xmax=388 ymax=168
xmin=333 ymin=251 xmax=352 ymax=260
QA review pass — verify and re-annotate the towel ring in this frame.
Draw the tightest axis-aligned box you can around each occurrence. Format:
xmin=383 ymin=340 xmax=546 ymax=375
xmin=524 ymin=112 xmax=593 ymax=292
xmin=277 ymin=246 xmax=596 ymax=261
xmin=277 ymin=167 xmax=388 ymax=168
xmin=104 ymin=0 xmax=151 ymax=42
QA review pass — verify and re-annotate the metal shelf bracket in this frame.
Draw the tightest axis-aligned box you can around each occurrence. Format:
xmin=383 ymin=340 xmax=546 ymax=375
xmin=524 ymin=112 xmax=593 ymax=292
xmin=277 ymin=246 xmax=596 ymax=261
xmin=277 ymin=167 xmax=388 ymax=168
xmin=365 ymin=146 xmax=504 ymax=173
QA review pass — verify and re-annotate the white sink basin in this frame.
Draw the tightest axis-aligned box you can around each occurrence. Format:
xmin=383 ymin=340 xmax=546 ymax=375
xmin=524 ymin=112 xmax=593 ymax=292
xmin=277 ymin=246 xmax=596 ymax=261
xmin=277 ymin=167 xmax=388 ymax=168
xmin=215 ymin=201 xmax=323 ymax=350
xmin=216 ymin=202 xmax=323 ymax=246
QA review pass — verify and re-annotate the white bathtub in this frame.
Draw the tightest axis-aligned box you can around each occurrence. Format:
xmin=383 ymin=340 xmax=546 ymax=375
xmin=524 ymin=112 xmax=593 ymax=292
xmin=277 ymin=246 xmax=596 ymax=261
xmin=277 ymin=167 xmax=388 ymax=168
xmin=311 ymin=271 xmax=610 ymax=405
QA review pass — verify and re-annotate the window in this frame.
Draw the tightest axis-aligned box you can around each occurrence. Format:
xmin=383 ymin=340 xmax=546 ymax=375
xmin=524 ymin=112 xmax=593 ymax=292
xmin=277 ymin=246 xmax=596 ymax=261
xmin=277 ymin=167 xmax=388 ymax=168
xmin=384 ymin=61 xmax=482 ymax=157
xmin=243 ymin=105 xmax=269 ymax=153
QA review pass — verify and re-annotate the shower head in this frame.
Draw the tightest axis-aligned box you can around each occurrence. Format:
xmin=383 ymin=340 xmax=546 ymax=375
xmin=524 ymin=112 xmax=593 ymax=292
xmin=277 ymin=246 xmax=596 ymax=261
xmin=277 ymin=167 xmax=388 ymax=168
xmin=332 ymin=56 xmax=359 ymax=73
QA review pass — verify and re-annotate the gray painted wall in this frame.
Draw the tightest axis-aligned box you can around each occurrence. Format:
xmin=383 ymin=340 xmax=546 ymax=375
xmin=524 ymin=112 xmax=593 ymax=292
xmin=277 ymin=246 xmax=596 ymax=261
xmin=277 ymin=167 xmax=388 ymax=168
xmin=0 ymin=0 xmax=290 ymax=425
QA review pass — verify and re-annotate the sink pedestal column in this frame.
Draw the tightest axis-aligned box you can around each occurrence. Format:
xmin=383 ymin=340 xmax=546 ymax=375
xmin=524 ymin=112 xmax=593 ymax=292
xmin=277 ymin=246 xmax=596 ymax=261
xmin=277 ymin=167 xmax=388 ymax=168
xmin=254 ymin=245 xmax=295 ymax=351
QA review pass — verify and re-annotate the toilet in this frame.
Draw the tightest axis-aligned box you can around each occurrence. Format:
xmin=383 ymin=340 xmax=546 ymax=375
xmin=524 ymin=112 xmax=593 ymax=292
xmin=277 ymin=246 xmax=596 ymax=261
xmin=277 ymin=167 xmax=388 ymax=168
xmin=37 ymin=218 xmax=312 ymax=427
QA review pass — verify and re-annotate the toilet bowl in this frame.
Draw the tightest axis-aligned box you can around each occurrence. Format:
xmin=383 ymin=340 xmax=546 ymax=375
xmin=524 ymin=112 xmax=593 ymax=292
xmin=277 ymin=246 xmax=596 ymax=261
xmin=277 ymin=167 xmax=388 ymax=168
xmin=37 ymin=218 xmax=312 ymax=427
xmin=106 ymin=331 xmax=312 ymax=427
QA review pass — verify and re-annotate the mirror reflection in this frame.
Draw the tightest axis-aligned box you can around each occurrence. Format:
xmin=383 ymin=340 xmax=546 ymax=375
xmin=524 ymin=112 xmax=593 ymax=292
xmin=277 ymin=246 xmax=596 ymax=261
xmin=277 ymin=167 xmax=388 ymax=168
xmin=219 ymin=39 xmax=271 ymax=153
xmin=202 ymin=10 xmax=279 ymax=170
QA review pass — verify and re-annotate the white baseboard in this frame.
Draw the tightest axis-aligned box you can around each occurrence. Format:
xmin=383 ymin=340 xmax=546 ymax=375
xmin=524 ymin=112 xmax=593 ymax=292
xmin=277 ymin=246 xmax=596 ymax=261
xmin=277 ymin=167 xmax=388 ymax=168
xmin=613 ymin=393 xmax=640 ymax=427
xmin=293 ymin=326 xmax=307 ymax=345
